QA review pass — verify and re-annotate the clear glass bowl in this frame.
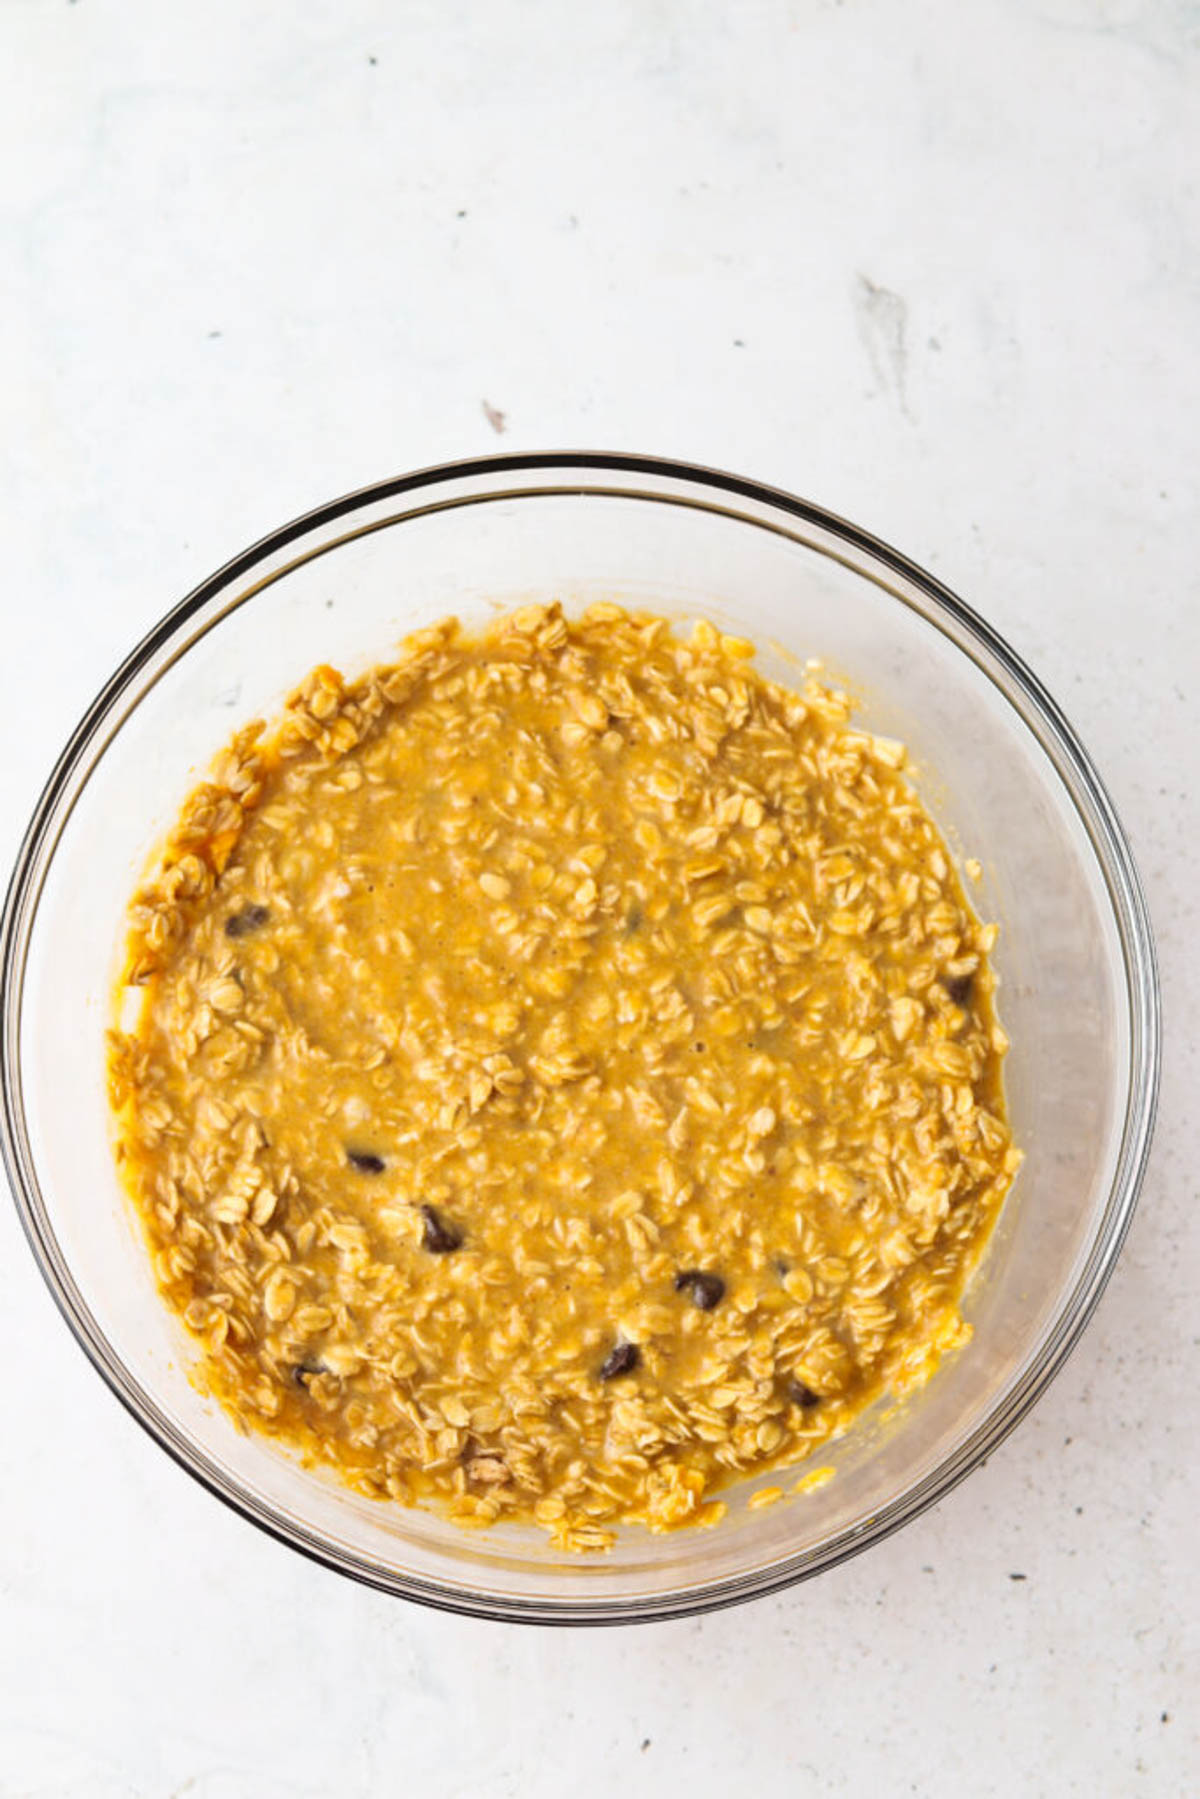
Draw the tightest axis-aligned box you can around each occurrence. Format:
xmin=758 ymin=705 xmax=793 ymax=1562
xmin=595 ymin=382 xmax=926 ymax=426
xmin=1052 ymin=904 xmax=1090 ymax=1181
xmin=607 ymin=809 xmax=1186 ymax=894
xmin=0 ymin=454 xmax=1160 ymax=1623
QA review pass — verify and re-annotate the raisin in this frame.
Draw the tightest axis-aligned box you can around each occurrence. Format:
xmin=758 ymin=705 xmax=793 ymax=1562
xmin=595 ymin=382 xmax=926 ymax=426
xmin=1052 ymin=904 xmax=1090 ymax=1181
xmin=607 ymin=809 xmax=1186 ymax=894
xmin=942 ymin=970 xmax=974 ymax=1007
xmin=224 ymin=904 xmax=270 ymax=938
xmin=421 ymin=1204 xmax=463 ymax=1253
xmin=346 ymin=1148 xmax=386 ymax=1174
xmin=674 ymin=1269 xmax=726 ymax=1311
xmin=598 ymin=1341 xmax=640 ymax=1380
xmin=790 ymin=1379 xmax=821 ymax=1408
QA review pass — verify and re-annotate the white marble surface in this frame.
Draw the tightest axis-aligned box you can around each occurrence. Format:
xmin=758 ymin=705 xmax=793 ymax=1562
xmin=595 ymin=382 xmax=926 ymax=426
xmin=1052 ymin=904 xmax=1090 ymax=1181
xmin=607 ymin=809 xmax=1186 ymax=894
xmin=2 ymin=2 xmax=1198 ymax=1793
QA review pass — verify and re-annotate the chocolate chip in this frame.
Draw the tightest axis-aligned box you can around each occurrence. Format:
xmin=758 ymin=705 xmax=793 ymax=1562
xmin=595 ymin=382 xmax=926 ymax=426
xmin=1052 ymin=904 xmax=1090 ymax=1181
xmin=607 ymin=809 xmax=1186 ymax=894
xmin=293 ymin=1359 xmax=326 ymax=1387
xmin=598 ymin=1341 xmax=640 ymax=1380
xmin=942 ymin=970 xmax=974 ymax=1007
xmin=420 ymin=1204 xmax=463 ymax=1253
xmin=790 ymin=1379 xmax=821 ymax=1408
xmin=224 ymin=903 xmax=270 ymax=938
xmin=346 ymin=1148 xmax=386 ymax=1173
xmin=674 ymin=1269 xmax=726 ymax=1311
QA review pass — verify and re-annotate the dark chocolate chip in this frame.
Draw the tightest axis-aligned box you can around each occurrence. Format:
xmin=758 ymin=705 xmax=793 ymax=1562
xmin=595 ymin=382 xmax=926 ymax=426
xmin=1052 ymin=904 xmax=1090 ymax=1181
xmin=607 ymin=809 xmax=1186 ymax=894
xmin=420 ymin=1203 xmax=463 ymax=1253
xmin=674 ymin=1269 xmax=726 ymax=1311
xmin=293 ymin=1359 xmax=326 ymax=1387
xmin=224 ymin=903 xmax=270 ymax=938
xmin=942 ymin=970 xmax=975 ymax=1007
xmin=346 ymin=1148 xmax=386 ymax=1174
xmin=789 ymin=1379 xmax=821 ymax=1408
xmin=598 ymin=1341 xmax=640 ymax=1380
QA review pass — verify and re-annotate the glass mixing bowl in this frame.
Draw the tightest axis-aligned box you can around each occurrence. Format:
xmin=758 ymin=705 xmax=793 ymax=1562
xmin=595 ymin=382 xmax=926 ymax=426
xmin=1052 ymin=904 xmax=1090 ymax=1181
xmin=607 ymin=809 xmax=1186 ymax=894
xmin=0 ymin=454 xmax=1160 ymax=1623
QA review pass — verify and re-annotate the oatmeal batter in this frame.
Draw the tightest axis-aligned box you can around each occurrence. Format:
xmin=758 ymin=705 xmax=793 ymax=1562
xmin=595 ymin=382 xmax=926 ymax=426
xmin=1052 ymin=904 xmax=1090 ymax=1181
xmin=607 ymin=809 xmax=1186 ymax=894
xmin=108 ymin=602 xmax=1019 ymax=1549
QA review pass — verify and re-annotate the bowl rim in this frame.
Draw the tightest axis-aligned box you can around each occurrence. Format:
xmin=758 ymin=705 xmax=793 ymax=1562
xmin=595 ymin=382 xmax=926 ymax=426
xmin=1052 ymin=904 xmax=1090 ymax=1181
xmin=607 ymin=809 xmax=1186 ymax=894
xmin=0 ymin=451 xmax=1162 ymax=1624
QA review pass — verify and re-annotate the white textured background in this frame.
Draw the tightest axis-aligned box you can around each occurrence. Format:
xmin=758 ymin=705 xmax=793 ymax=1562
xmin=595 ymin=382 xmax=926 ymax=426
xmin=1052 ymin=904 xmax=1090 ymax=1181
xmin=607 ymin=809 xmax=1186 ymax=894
xmin=2 ymin=3 xmax=1197 ymax=1794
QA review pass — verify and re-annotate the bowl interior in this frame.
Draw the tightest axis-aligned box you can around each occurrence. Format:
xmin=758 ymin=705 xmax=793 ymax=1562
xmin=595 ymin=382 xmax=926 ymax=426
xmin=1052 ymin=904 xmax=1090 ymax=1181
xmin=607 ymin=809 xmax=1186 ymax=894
xmin=5 ymin=463 xmax=1152 ymax=1619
